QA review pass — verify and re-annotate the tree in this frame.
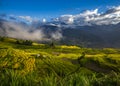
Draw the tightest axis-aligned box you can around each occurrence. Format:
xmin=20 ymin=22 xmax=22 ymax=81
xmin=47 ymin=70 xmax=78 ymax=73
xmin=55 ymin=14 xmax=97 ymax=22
xmin=16 ymin=40 xmax=33 ymax=46
xmin=22 ymin=40 xmax=33 ymax=45
xmin=0 ymin=36 xmax=5 ymax=41
xmin=78 ymin=52 xmax=85 ymax=66
xmin=49 ymin=41 xmax=55 ymax=48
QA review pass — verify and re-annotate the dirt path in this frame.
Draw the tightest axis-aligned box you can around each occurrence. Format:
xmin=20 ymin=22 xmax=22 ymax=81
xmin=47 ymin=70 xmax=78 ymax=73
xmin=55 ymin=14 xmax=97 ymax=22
xmin=62 ymin=57 xmax=116 ymax=73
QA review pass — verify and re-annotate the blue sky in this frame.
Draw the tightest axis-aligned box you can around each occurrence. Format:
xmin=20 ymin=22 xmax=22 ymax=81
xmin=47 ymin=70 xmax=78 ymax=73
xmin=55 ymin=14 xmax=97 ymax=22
xmin=0 ymin=0 xmax=120 ymax=19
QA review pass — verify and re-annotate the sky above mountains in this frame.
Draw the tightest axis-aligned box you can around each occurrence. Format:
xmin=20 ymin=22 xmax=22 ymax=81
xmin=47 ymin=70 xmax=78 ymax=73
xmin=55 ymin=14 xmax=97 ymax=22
xmin=0 ymin=0 xmax=120 ymax=19
xmin=1 ymin=0 xmax=120 ymax=47
xmin=1 ymin=6 xmax=120 ymax=27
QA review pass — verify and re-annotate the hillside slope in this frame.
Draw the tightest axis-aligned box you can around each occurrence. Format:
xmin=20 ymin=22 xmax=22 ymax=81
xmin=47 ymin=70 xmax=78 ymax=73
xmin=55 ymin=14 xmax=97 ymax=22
xmin=0 ymin=37 xmax=120 ymax=86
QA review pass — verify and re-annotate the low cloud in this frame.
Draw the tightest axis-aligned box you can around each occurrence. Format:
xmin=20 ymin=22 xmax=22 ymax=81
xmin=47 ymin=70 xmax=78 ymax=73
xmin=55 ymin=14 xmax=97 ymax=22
xmin=51 ymin=30 xmax=63 ymax=40
xmin=2 ymin=22 xmax=45 ymax=40
xmin=0 ymin=21 xmax=63 ymax=41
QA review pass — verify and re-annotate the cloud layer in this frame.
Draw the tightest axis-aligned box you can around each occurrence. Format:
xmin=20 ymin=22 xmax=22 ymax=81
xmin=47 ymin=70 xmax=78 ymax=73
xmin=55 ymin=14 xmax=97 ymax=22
xmin=55 ymin=6 xmax=120 ymax=26
xmin=1 ymin=6 xmax=120 ymax=26
xmin=1 ymin=5 xmax=120 ymax=41
xmin=2 ymin=22 xmax=45 ymax=40
xmin=0 ymin=21 xmax=62 ymax=41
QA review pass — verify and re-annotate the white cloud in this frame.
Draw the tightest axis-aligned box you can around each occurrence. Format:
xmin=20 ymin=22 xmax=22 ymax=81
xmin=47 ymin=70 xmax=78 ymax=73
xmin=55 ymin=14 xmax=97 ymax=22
xmin=19 ymin=16 xmax=33 ymax=22
xmin=59 ymin=15 xmax=74 ymax=24
xmin=0 ymin=21 xmax=63 ymax=41
xmin=51 ymin=30 xmax=63 ymax=40
xmin=78 ymin=9 xmax=99 ymax=17
xmin=42 ymin=18 xmax=46 ymax=23
xmin=1 ymin=5 xmax=120 ymax=27
xmin=2 ymin=22 xmax=45 ymax=40
xmin=56 ymin=6 xmax=120 ymax=26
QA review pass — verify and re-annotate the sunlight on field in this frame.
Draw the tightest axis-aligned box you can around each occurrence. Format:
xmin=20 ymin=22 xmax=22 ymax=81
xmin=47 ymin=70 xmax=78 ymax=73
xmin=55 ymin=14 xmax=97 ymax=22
xmin=0 ymin=38 xmax=120 ymax=86
xmin=61 ymin=45 xmax=80 ymax=49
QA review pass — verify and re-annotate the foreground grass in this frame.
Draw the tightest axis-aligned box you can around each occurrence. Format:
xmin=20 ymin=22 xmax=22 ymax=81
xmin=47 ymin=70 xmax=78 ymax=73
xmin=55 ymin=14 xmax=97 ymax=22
xmin=0 ymin=37 xmax=120 ymax=86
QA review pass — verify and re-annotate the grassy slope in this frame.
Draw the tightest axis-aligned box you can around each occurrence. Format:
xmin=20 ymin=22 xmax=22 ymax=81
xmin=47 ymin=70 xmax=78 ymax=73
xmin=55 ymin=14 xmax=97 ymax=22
xmin=0 ymin=37 xmax=120 ymax=86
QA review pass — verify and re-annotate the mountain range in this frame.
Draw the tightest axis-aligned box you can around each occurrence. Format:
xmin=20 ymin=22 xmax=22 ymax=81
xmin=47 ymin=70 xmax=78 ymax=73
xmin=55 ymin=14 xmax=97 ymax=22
xmin=1 ymin=6 xmax=120 ymax=48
